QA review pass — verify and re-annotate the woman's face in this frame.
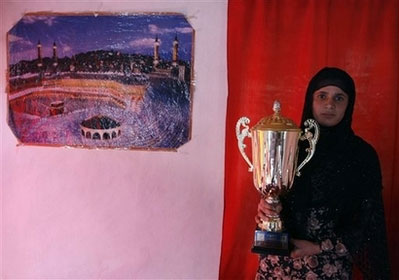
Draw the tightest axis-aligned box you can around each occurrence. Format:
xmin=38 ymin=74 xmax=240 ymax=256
xmin=312 ymin=85 xmax=349 ymax=127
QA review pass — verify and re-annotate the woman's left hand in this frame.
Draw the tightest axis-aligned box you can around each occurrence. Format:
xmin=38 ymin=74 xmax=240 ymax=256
xmin=290 ymin=239 xmax=321 ymax=258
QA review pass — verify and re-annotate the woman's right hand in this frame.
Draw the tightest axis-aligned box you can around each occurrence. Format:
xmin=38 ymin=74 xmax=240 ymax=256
xmin=254 ymin=198 xmax=282 ymax=224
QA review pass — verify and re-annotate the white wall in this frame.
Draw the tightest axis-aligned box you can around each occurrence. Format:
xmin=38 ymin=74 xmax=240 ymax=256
xmin=0 ymin=0 xmax=227 ymax=278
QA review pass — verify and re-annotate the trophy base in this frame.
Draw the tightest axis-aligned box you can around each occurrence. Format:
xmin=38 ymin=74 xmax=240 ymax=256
xmin=251 ymin=230 xmax=291 ymax=256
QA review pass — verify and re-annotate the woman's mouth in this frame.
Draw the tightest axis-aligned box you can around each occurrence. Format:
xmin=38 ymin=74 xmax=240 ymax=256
xmin=321 ymin=113 xmax=336 ymax=118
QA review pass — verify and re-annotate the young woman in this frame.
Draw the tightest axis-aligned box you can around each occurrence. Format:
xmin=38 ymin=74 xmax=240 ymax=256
xmin=255 ymin=67 xmax=390 ymax=279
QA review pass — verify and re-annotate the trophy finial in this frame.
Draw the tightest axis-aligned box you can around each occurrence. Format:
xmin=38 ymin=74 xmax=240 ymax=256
xmin=273 ymin=100 xmax=281 ymax=114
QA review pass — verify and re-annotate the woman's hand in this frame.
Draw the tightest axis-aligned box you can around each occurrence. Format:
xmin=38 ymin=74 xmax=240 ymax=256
xmin=254 ymin=198 xmax=282 ymax=224
xmin=290 ymin=239 xmax=321 ymax=258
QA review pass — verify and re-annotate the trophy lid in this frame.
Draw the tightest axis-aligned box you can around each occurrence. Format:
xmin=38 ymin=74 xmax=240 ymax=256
xmin=252 ymin=100 xmax=300 ymax=132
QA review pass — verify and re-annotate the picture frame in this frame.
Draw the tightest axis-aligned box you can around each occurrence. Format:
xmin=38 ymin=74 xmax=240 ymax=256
xmin=7 ymin=12 xmax=194 ymax=150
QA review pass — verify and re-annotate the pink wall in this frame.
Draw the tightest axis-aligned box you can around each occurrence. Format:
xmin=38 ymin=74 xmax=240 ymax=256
xmin=0 ymin=1 xmax=227 ymax=278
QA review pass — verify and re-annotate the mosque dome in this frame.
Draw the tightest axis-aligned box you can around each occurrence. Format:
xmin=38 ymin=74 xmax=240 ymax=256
xmin=80 ymin=115 xmax=121 ymax=140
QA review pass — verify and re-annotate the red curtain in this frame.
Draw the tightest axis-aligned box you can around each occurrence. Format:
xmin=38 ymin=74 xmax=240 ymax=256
xmin=220 ymin=0 xmax=398 ymax=279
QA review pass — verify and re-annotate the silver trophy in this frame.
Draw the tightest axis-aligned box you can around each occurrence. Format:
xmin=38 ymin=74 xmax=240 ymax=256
xmin=236 ymin=100 xmax=319 ymax=255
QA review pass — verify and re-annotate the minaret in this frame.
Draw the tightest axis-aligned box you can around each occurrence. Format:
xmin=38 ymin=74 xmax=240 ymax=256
xmin=52 ymin=42 xmax=58 ymax=67
xmin=153 ymin=35 xmax=160 ymax=67
xmin=37 ymin=40 xmax=43 ymax=68
xmin=69 ymin=55 xmax=76 ymax=72
xmin=172 ymin=34 xmax=179 ymax=67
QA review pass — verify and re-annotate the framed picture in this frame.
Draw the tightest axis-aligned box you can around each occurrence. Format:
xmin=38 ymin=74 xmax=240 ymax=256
xmin=7 ymin=12 xmax=194 ymax=150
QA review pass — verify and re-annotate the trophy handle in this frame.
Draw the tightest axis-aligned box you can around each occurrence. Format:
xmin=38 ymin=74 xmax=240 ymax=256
xmin=236 ymin=117 xmax=254 ymax=172
xmin=296 ymin=119 xmax=320 ymax=176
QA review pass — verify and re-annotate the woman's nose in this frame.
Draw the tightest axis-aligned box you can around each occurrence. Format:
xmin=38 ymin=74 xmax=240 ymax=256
xmin=325 ymin=98 xmax=335 ymax=109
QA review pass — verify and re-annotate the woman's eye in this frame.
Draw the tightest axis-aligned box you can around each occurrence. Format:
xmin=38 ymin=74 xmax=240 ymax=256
xmin=335 ymin=95 xmax=345 ymax=102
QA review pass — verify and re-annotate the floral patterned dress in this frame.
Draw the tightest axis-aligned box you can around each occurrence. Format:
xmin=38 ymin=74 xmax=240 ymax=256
xmin=255 ymin=207 xmax=352 ymax=280
xmin=254 ymin=122 xmax=391 ymax=279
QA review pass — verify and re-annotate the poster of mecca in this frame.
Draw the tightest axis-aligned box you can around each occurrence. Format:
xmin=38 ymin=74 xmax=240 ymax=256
xmin=7 ymin=13 xmax=194 ymax=150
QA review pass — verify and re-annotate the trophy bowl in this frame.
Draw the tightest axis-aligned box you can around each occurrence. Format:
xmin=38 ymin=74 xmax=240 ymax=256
xmin=236 ymin=100 xmax=319 ymax=256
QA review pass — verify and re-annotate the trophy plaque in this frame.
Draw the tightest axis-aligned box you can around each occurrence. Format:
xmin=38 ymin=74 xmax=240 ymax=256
xmin=236 ymin=100 xmax=319 ymax=256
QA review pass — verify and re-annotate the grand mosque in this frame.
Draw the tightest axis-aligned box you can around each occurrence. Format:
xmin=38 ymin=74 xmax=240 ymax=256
xmin=8 ymin=35 xmax=191 ymax=148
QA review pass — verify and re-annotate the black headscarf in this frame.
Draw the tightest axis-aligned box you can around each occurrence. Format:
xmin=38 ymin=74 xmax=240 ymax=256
xmin=300 ymin=67 xmax=356 ymax=149
xmin=294 ymin=67 xmax=360 ymax=207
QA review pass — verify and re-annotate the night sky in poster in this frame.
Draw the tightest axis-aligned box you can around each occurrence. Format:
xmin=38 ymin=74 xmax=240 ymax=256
xmin=8 ymin=14 xmax=193 ymax=64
